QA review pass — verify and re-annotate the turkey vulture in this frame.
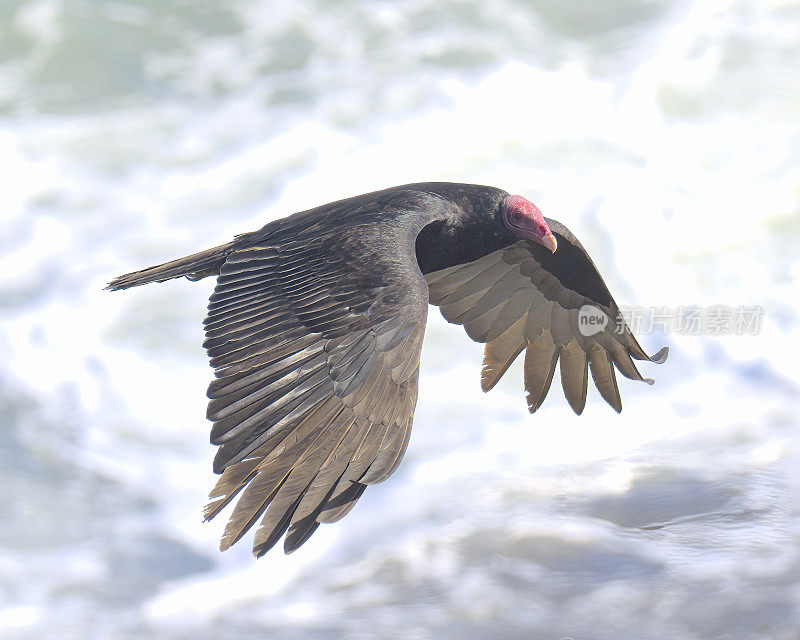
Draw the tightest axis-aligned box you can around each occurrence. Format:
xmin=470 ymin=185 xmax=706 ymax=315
xmin=107 ymin=182 xmax=667 ymax=556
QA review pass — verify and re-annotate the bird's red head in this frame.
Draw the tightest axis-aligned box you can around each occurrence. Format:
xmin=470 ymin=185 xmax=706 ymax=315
xmin=501 ymin=195 xmax=558 ymax=253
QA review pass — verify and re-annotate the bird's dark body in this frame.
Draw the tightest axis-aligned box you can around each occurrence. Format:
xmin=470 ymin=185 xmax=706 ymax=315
xmin=228 ymin=181 xmax=514 ymax=279
xmin=108 ymin=181 xmax=666 ymax=557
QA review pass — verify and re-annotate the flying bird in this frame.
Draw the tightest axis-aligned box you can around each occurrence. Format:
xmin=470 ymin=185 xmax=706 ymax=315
xmin=107 ymin=182 xmax=667 ymax=557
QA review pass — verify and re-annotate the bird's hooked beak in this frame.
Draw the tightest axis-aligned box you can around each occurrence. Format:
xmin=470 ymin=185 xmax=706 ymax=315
xmin=538 ymin=232 xmax=558 ymax=253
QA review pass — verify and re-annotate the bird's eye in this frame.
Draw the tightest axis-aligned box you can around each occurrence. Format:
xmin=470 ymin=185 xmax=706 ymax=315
xmin=511 ymin=211 xmax=523 ymax=224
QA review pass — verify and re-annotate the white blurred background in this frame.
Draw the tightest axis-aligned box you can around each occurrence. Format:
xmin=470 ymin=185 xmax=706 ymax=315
xmin=1 ymin=1 xmax=799 ymax=638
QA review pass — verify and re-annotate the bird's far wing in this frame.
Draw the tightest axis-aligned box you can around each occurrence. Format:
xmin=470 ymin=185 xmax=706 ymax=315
xmin=202 ymin=230 xmax=427 ymax=557
xmin=426 ymin=227 xmax=667 ymax=415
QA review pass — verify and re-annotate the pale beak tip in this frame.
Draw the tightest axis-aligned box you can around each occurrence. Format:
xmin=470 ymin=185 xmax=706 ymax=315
xmin=542 ymin=233 xmax=558 ymax=253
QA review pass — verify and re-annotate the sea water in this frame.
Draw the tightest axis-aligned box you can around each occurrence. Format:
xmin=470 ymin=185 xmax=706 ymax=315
xmin=1 ymin=1 xmax=799 ymax=638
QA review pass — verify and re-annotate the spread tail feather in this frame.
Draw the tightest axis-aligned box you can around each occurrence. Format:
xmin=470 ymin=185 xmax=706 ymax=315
xmin=105 ymin=241 xmax=236 ymax=290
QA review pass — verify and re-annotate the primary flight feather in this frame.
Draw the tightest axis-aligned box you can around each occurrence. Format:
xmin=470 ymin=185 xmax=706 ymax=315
xmin=107 ymin=182 xmax=667 ymax=557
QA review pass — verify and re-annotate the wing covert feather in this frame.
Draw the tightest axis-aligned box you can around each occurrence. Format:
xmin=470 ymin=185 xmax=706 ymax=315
xmin=202 ymin=208 xmax=432 ymax=556
xmin=426 ymin=231 xmax=666 ymax=414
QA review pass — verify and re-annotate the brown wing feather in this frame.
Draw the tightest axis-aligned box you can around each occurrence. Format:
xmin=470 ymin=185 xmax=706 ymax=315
xmin=427 ymin=236 xmax=666 ymax=413
xmin=203 ymin=221 xmax=429 ymax=556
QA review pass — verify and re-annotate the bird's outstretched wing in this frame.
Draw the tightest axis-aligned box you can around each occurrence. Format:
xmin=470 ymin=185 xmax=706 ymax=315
xmin=202 ymin=227 xmax=427 ymax=556
xmin=426 ymin=221 xmax=667 ymax=414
